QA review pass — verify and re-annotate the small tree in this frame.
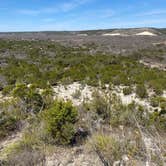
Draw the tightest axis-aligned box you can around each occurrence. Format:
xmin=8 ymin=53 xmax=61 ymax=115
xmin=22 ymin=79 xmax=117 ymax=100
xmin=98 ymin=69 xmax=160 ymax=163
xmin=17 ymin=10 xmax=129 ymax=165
xmin=123 ymin=87 xmax=132 ymax=95
xmin=44 ymin=100 xmax=78 ymax=145
xmin=136 ymin=84 xmax=148 ymax=98
xmin=13 ymin=84 xmax=44 ymax=113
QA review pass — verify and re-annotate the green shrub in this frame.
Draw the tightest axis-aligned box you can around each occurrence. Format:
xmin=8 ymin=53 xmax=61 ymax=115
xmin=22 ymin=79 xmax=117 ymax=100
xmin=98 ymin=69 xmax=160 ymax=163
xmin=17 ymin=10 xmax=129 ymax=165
xmin=110 ymin=103 xmax=134 ymax=127
xmin=112 ymin=76 xmax=121 ymax=85
xmin=0 ymin=98 xmax=26 ymax=140
xmin=149 ymin=80 xmax=164 ymax=95
xmin=13 ymin=84 xmax=44 ymax=113
xmin=44 ymin=100 xmax=78 ymax=145
xmin=90 ymin=91 xmax=111 ymax=122
xmin=72 ymin=89 xmax=81 ymax=99
xmin=150 ymin=96 xmax=166 ymax=109
xmin=90 ymin=134 xmax=122 ymax=165
xmin=2 ymin=85 xmax=14 ymax=95
xmin=123 ymin=87 xmax=132 ymax=95
xmin=150 ymin=97 xmax=159 ymax=107
xmin=4 ymin=136 xmax=45 ymax=166
xmin=0 ymin=111 xmax=18 ymax=139
xmin=160 ymin=102 xmax=166 ymax=111
xmin=109 ymin=101 xmax=148 ymax=128
xmin=149 ymin=112 xmax=166 ymax=131
xmin=13 ymin=84 xmax=28 ymax=99
xmin=41 ymin=87 xmax=54 ymax=107
xmin=136 ymin=84 xmax=148 ymax=98
xmin=27 ymin=93 xmax=44 ymax=113
xmin=154 ymin=86 xmax=163 ymax=95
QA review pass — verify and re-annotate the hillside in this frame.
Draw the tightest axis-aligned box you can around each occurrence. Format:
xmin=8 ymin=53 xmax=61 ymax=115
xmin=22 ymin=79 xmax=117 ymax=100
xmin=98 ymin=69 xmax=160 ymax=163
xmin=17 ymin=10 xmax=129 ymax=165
xmin=0 ymin=29 xmax=165 ymax=166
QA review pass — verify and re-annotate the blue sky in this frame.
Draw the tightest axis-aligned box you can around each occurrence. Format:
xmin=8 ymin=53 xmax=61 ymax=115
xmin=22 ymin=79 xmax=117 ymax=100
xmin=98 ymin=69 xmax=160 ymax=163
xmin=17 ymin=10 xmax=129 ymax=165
xmin=0 ymin=0 xmax=166 ymax=31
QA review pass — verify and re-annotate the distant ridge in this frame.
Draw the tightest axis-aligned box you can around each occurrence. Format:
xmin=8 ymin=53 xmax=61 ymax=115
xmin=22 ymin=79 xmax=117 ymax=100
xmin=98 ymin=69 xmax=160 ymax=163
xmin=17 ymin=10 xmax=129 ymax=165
xmin=0 ymin=28 xmax=165 ymax=36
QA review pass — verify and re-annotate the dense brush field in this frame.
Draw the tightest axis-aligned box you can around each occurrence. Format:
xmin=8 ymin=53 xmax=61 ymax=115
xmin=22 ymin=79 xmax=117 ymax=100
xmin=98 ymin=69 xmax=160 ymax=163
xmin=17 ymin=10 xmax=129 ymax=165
xmin=0 ymin=39 xmax=165 ymax=166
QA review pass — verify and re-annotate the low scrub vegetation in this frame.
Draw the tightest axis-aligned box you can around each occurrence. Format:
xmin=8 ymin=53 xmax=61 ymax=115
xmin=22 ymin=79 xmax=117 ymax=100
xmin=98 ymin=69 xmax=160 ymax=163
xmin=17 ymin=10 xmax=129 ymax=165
xmin=0 ymin=40 xmax=165 ymax=165
xmin=136 ymin=84 xmax=148 ymax=98
xmin=0 ymin=40 xmax=165 ymax=95
xmin=0 ymin=111 xmax=18 ymax=139
xmin=0 ymin=99 xmax=25 ymax=140
xmin=89 ymin=134 xmax=122 ymax=165
xmin=150 ymin=96 xmax=166 ymax=110
xmin=123 ymin=87 xmax=132 ymax=95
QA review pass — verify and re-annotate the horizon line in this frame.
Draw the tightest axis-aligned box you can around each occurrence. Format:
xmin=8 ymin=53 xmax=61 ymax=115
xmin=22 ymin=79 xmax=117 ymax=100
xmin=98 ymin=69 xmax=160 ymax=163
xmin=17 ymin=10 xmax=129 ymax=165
xmin=0 ymin=27 xmax=165 ymax=33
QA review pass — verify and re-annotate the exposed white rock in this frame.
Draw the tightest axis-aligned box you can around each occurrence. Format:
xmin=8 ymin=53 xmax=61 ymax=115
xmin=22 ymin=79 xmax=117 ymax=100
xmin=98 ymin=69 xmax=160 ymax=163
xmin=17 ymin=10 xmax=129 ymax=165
xmin=163 ymin=91 xmax=166 ymax=98
xmin=45 ymin=146 xmax=102 ymax=166
xmin=52 ymin=83 xmax=163 ymax=112
xmin=53 ymin=82 xmax=94 ymax=106
xmin=77 ymin=34 xmax=88 ymax=37
xmin=139 ymin=60 xmax=166 ymax=71
xmin=113 ymin=160 xmax=121 ymax=166
xmin=102 ymin=33 xmax=121 ymax=36
xmin=0 ymin=92 xmax=13 ymax=102
xmin=135 ymin=31 xmax=157 ymax=36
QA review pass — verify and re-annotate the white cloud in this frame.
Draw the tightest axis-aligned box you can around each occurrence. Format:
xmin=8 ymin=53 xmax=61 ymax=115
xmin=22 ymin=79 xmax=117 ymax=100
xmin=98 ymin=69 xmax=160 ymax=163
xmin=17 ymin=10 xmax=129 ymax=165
xmin=60 ymin=0 xmax=91 ymax=12
xmin=100 ymin=18 xmax=166 ymax=29
xmin=18 ymin=0 xmax=92 ymax=15
xmin=136 ymin=9 xmax=166 ymax=16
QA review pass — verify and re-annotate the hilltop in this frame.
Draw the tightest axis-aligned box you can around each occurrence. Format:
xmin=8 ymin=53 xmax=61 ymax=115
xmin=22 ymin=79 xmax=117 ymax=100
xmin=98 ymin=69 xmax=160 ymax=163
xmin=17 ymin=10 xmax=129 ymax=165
xmin=0 ymin=27 xmax=165 ymax=37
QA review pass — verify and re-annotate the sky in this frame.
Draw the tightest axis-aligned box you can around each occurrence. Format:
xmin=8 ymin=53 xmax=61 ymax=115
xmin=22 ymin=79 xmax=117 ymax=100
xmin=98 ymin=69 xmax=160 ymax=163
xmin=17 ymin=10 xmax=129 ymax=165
xmin=0 ymin=0 xmax=166 ymax=32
